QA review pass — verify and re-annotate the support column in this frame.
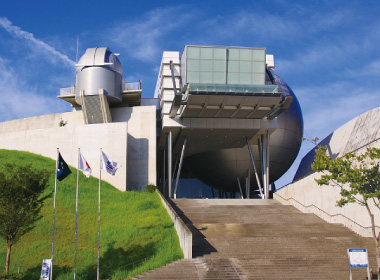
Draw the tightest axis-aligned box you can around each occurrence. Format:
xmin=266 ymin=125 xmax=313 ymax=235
xmin=174 ymin=139 xmax=187 ymax=199
xmin=236 ymin=177 xmax=244 ymax=199
xmin=246 ymin=137 xmax=264 ymax=198
xmin=168 ymin=130 xmax=172 ymax=198
xmin=246 ymin=168 xmax=251 ymax=199
xmin=161 ymin=150 xmax=166 ymax=197
xmin=261 ymin=131 xmax=270 ymax=199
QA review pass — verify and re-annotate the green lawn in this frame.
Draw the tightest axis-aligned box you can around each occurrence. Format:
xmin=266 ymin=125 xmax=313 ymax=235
xmin=0 ymin=150 xmax=182 ymax=279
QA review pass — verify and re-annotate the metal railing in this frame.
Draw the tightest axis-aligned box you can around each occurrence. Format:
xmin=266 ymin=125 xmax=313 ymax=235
xmin=123 ymin=81 xmax=142 ymax=91
xmin=274 ymin=192 xmax=380 ymax=231
xmin=60 ymin=86 xmax=75 ymax=96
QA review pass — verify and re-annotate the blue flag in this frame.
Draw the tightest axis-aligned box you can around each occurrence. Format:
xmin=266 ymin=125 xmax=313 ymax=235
xmin=57 ymin=152 xmax=71 ymax=181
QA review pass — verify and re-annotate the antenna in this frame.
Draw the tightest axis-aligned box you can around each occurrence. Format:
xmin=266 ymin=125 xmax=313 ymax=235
xmin=76 ymin=36 xmax=79 ymax=63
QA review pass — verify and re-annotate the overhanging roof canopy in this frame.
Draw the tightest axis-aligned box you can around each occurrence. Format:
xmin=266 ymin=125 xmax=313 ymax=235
xmin=180 ymin=83 xmax=284 ymax=119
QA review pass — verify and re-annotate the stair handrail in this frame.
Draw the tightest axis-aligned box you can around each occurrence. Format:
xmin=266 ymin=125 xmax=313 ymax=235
xmin=274 ymin=192 xmax=380 ymax=231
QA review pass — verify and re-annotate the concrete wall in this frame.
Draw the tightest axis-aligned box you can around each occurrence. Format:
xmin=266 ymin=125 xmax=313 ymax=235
xmin=0 ymin=106 xmax=157 ymax=192
xmin=156 ymin=190 xmax=192 ymax=259
xmin=111 ymin=106 xmax=157 ymax=190
xmin=275 ymin=107 xmax=380 ymax=237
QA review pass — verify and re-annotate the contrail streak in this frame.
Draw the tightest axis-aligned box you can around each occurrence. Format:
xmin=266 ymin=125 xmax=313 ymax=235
xmin=0 ymin=17 xmax=75 ymax=68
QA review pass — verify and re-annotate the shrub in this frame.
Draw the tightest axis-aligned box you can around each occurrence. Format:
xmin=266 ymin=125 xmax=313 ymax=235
xmin=145 ymin=184 xmax=157 ymax=193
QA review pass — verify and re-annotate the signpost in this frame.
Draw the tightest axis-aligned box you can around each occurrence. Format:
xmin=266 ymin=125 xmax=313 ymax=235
xmin=40 ymin=259 xmax=52 ymax=280
xmin=347 ymin=248 xmax=370 ymax=280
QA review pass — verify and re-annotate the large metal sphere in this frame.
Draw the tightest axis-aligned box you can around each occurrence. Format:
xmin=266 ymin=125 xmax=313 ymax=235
xmin=184 ymin=72 xmax=303 ymax=193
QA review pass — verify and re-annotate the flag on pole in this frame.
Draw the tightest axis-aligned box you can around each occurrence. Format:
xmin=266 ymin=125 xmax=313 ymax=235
xmin=100 ymin=151 xmax=121 ymax=175
xmin=79 ymin=152 xmax=92 ymax=178
xmin=57 ymin=152 xmax=71 ymax=181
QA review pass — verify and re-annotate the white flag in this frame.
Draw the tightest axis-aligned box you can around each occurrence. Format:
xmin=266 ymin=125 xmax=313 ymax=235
xmin=101 ymin=151 xmax=121 ymax=175
xmin=79 ymin=152 xmax=92 ymax=178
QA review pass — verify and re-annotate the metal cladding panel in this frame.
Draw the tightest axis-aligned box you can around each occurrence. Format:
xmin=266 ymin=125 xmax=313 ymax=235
xmin=77 ymin=48 xmax=97 ymax=68
xmin=84 ymin=95 xmax=104 ymax=124
xmin=75 ymin=67 xmax=122 ymax=103
xmin=76 ymin=47 xmax=123 ymax=75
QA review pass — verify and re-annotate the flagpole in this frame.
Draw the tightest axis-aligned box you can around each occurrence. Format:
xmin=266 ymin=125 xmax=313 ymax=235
xmin=97 ymin=148 xmax=102 ymax=280
xmin=51 ymin=148 xmax=59 ymax=280
xmin=74 ymin=148 xmax=80 ymax=280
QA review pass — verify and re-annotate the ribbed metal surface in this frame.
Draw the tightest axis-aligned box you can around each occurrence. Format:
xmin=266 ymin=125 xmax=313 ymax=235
xmin=84 ymin=95 xmax=103 ymax=124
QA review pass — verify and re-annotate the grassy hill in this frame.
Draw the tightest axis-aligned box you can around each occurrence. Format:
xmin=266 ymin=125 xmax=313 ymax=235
xmin=0 ymin=150 xmax=182 ymax=279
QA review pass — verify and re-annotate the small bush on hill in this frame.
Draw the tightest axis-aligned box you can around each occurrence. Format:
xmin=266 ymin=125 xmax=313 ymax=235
xmin=145 ymin=184 xmax=157 ymax=193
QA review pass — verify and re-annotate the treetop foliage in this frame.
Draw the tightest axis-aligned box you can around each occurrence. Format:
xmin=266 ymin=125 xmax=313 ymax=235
xmin=0 ymin=163 xmax=52 ymax=244
xmin=312 ymin=146 xmax=380 ymax=208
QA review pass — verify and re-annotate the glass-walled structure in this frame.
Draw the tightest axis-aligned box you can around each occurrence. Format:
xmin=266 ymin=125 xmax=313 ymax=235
xmin=181 ymin=46 xmax=266 ymax=86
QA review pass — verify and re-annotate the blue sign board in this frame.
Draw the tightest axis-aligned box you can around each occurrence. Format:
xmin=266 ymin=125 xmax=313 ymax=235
xmin=348 ymin=248 xmax=368 ymax=267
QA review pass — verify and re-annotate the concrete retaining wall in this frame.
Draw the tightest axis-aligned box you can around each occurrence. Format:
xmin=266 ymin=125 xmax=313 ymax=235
xmin=156 ymin=190 xmax=192 ymax=259
xmin=275 ymin=107 xmax=380 ymax=238
xmin=0 ymin=106 xmax=157 ymax=191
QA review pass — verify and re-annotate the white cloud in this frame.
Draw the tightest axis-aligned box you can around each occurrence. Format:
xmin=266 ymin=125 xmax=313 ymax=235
xmin=295 ymin=82 xmax=380 ymax=140
xmin=0 ymin=17 xmax=75 ymax=68
xmin=0 ymin=57 xmax=69 ymax=122
xmin=344 ymin=60 xmax=380 ymax=78
xmin=105 ymin=6 xmax=191 ymax=63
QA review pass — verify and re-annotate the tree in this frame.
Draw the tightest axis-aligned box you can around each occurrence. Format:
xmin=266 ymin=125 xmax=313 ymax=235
xmin=0 ymin=163 xmax=51 ymax=273
xmin=312 ymin=146 xmax=380 ymax=273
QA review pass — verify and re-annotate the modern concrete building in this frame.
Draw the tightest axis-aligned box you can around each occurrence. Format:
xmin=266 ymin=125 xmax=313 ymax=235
xmin=155 ymin=46 xmax=303 ymax=199
xmin=0 ymin=45 xmax=303 ymax=198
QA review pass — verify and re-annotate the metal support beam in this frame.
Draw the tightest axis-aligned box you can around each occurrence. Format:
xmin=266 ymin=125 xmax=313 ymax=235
xmin=167 ymin=130 xmax=172 ymax=198
xmin=246 ymin=168 xmax=251 ymax=199
xmin=174 ymin=139 xmax=187 ymax=199
xmin=246 ymin=137 xmax=264 ymax=198
xmin=236 ymin=177 xmax=244 ymax=199
xmin=261 ymin=131 xmax=270 ymax=199
xmin=245 ymin=177 xmax=249 ymax=199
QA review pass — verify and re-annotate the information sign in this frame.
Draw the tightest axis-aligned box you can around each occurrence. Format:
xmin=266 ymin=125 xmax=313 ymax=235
xmin=40 ymin=259 xmax=52 ymax=280
xmin=347 ymin=249 xmax=370 ymax=280
xmin=348 ymin=248 xmax=369 ymax=267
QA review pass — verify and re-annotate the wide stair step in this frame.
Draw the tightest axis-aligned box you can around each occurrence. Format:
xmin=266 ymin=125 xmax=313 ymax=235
xmin=130 ymin=199 xmax=376 ymax=279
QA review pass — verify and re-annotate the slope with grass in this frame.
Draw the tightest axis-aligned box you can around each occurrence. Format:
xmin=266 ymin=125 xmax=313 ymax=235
xmin=0 ymin=150 xmax=182 ymax=280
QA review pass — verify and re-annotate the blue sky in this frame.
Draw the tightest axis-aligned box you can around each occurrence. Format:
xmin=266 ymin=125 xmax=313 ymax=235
xmin=0 ymin=0 xmax=379 ymax=186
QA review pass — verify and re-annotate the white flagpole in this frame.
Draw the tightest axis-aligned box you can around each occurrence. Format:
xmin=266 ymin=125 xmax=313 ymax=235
xmin=74 ymin=148 xmax=80 ymax=280
xmin=97 ymin=148 xmax=102 ymax=280
xmin=51 ymin=148 xmax=59 ymax=280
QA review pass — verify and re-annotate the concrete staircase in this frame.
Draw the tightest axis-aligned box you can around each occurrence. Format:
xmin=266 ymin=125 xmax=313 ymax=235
xmin=131 ymin=199 xmax=376 ymax=279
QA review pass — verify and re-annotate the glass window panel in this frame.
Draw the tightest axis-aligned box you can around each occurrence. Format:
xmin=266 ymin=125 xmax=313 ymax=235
xmin=213 ymin=72 xmax=225 ymax=84
xmin=228 ymin=61 xmax=239 ymax=72
xmin=240 ymin=61 xmax=252 ymax=73
xmin=214 ymin=48 xmax=226 ymax=60
xmin=213 ymin=60 xmax=226 ymax=71
xmin=240 ymin=73 xmax=251 ymax=84
xmin=187 ymin=47 xmax=200 ymax=59
xmin=252 ymin=61 xmax=264 ymax=73
xmin=200 ymin=72 xmax=213 ymax=83
xmin=240 ymin=49 xmax=252 ymax=60
xmin=200 ymin=48 xmax=213 ymax=59
xmin=252 ymin=74 xmax=264 ymax=85
xmin=200 ymin=60 xmax=213 ymax=71
xmin=187 ymin=71 xmax=199 ymax=83
xmin=252 ymin=49 xmax=265 ymax=61
xmin=227 ymin=73 xmax=239 ymax=84
xmin=187 ymin=59 xmax=199 ymax=71
xmin=228 ymin=48 xmax=239 ymax=60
